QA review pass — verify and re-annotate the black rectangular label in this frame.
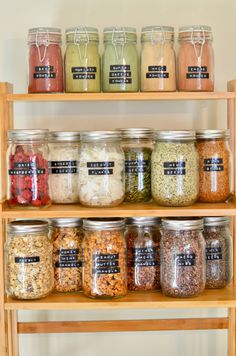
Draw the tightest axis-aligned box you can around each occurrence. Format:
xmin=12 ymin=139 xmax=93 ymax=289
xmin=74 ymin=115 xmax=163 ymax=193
xmin=88 ymin=169 xmax=113 ymax=175
xmin=109 ymin=78 xmax=132 ymax=84
xmin=73 ymin=73 xmax=96 ymax=80
xmin=132 ymin=247 xmax=158 ymax=267
xmin=125 ymin=160 xmax=148 ymax=174
xmin=204 ymin=158 xmax=223 ymax=165
xmin=175 ymin=253 xmax=196 ymax=267
xmin=110 ymin=65 xmax=130 ymax=71
xmin=92 ymin=253 xmax=120 ymax=275
xmin=206 ymin=247 xmax=222 ymax=260
xmin=49 ymin=161 xmax=77 ymax=167
xmin=146 ymin=73 xmax=169 ymax=79
xmin=87 ymin=162 xmax=114 ymax=168
xmin=49 ymin=167 xmax=77 ymax=174
xmin=55 ymin=261 xmax=82 ymax=268
xmin=163 ymin=161 xmax=185 ymax=168
xmin=109 ymin=71 xmax=131 ymax=78
xmin=9 ymin=168 xmax=46 ymax=176
xmin=203 ymin=165 xmax=224 ymax=172
xmin=59 ymin=249 xmax=79 ymax=255
xmin=13 ymin=162 xmax=36 ymax=168
xmin=34 ymin=73 xmax=56 ymax=79
xmin=148 ymin=65 xmax=167 ymax=72
xmin=164 ymin=169 xmax=186 ymax=176
xmin=188 ymin=66 xmax=207 ymax=72
xmin=71 ymin=67 xmax=97 ymax=73
xmin=15 ymin=256 xmax=40 ymax=264
xmin=186 ymin=73 xmax=209 ymax=79
xmin=56 ymin=249 xmax=82 ymax=268
xmin=35 ymin=66 xmax=54 ymax=72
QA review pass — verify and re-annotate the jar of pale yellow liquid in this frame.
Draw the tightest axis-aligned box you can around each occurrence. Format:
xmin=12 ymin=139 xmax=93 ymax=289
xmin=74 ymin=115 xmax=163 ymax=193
xmin=141 ymin=26 xmax=176 ymax=92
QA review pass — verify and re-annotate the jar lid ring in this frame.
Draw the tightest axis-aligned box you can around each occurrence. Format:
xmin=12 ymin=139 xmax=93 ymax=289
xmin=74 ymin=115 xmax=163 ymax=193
xmin=73 ymin=26 xmax=90 ymax=45
xmin=35 ymin=29 xmax=49 ymax=63
xmin=151 ymin=26 xmax=166 ymax=44
xmin=111 ymin=26 xmax=127 ymax=45
xmin=190 ymin=26 xmax=206 ymax=62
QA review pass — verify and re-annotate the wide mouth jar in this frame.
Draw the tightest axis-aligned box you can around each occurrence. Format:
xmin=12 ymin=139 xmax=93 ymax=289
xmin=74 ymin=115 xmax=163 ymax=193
xmin=103 ymin=27 xmax=137 ymax=44
xmin=141 ymin=26 xmax=174 ymax=42
xmin=28 ymin=27 xmax=62 ymax=45
xmin=66 ymin=26 xmax=99 ymax=44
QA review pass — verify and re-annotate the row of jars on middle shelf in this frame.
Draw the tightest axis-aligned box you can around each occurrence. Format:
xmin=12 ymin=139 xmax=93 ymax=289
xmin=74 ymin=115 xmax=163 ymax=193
xmin=5 ymin=216 xmax=233 ymax=300
xmin=7 ymin=128 xmax=232 ymax=208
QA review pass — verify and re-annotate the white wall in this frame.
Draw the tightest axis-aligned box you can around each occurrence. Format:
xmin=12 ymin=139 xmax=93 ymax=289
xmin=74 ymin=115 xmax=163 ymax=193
xmin=1 ymin=0 xmax=235 ymax=355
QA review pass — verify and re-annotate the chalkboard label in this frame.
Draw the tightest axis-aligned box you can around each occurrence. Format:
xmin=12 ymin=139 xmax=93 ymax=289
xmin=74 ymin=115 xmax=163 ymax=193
xmin=206 ymin=247 xmax=222 ymax=260
xmin=132 ymin=247 xmax=158 ymax=267
xmin=125 ymin=160 xmax=149 ymax=174
xmin=15 ymin=256 xmax=40 ymax=263
xmin=72 ymin=67 xmax=97 ymax=73
xmin=92 ymin=253 xmax=120 ymax=274
xmin=175 ymin=253 xmax=196 ymax=267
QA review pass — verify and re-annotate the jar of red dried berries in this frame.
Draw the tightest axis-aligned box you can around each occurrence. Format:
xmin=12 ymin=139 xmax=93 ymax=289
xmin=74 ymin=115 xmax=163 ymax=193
xmin=7 ymin=130 xmax=51 ymax=208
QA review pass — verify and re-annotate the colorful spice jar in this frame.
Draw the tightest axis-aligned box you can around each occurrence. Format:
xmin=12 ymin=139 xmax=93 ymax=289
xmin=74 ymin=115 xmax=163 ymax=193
xmin=7 ymin=130 xmax=51 ymax=208
xmin=28 ymin=27 xmax=63 ymax=93
xmin=196 ymin=130 xmax=232 ymax=202
xmin=65 ymin=27 xmax=100 ymax=92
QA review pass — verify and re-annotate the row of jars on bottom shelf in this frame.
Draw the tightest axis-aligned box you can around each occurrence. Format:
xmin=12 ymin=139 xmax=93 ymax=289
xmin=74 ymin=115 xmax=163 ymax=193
xmin=5 ymin=216 xmax=233 ymax=300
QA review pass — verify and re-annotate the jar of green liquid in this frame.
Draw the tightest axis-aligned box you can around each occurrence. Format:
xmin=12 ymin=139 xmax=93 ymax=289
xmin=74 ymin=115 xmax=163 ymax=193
xmin=102 ymin=27 xmax=139 ymax=92
xmin=65 ymin=27 xmax=100 ymax=92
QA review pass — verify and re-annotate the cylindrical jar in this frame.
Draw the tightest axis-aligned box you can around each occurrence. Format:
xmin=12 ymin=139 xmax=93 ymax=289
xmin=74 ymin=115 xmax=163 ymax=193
xmin=82 ymin=219 xmax=127 ymax=298
xmin=65 ymin=27 xmax=100 ymax=92
xmin=102 ymin=27 xmax=139 ymax=92
xmin=178 ymin=25 xmax=214 ymax=91
xmin=7 ymin=130 xmax=51 ymax=208
xmin=28 ymin=27 xmax=63 ymax=93
xmin=51 ymin=218 xmax=83 ymax=293
xmin=125 ymin=217 xmax=161 ymax=291
xmin=196 ymin=130 xmax=232 ymax=202
xmin=141 ymin=26 xmax=176 ymax=92
xmin=78 ymin=131 xmax=125 ymax=207
xmin=151 ymin=131 xmax=199 ymax=206
xmin=204 ymin=217 xmax=233 ymax=289
xmin=49 ymin=131 xmax=80 ymax=204
xmin=120 ymin=128 xmax=153 ymax=202
xmin=5 ymin=220 xmax=53 ymax=299
xmin=161 ymin=218 xmax=206 ymax=298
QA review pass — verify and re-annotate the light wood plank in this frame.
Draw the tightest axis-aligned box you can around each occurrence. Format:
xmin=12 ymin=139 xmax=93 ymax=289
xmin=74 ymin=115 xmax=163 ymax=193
xmin=7 ymin=311 xmax=19 ymax=356
xmin=0 ymin=216 xmax=8 ymax=355
xmin=228 ymin=308 xmax=236 ymax=356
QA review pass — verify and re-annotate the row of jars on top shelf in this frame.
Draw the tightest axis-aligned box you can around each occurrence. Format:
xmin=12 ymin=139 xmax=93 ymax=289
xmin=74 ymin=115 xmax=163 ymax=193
xmin=28 ymin=25 xmax=214 ymax=93
xmin=7 ymin=128 xmax=232 ymax=208
xmin=5 ymin=216 xmax=233 ymax=300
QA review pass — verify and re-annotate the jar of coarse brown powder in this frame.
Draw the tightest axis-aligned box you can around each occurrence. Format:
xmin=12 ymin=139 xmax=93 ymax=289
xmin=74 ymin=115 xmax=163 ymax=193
xmin=178 ymin=25 xmax=214 ymax=91
xmin=196 ymin=130 xmax=233 ymax=203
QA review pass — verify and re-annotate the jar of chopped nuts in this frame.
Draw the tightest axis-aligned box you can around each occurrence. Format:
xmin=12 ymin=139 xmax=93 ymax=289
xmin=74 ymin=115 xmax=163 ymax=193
xmin=82 ymin=218 xmax=127 ymax=298
xmin=5 ymin=220 xmax=54 ymax=300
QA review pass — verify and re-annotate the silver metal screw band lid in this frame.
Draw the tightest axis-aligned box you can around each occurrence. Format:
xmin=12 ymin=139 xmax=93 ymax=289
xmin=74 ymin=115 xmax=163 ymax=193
xmin=83 ymin=218 xmax=125 ymax=230
xmin=204 ymin=217 xmax=230 ymax=227
xmin=7 ymin=129 xmax=49 ymax=141
xmin=154 ymin=130 xmax=196 ymax=141
xmin=8 ymin=220 xmax=49 ymax=234
xmin=125 ymin=217 xmax=161 ymax=226
xmin=49 ymin=131 xmax=80 ymax=142
xmin=162 ymin=218 xmax=204 ymax=231
xmin=196 ymin=130 xmax=230 ymax=139
xmin=119 ymin=128 xmax=153 ymax=139
xmin=80 ymin=131 xmax=122 ymax=141
xmin=50 ymin=218 xmax=82 ymax=227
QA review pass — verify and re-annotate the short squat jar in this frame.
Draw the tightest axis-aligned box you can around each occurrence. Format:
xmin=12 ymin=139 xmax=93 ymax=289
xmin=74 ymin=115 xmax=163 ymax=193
xmin=49 ymin=131 xmax=80 ymax=204
xmin=5 ymin=220 xmax=54 ymax=300
xmin=28 ymin=27 xmax=63 ymax=93
xmin=102 ymin=27 xmax=139 ymax=92
xmin=7 ymin=130 xmax=51 ymax=208
xmin=78 ymin=131 xmax=125 ymax=207
xmin=151 ymin=131 xmax=199 ymax=206
xmin=161 ymin=218 xmax=206 ymax=298
xmin=65 ymin=27 xmax=100 ymax=92
xmin=196 ymin=130 xmax=232 ymax=203
xmin=141 ymin=26 xmax=176 ymax=92
xmin=82 ymin=218 xmax=128 ymax=299
xmin=125 ymin=217 xmax=161 ymax=291
xmin=178 ymin=25 xmax=214 ymax=91
xmin=204 ymin=217 xmax=233 ymax=289
xmin=120 ymin=128 xmax=153 ymax=203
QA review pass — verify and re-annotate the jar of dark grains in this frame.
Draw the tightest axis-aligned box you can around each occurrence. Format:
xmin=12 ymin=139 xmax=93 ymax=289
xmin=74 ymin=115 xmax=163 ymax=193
xmin=204 ymin=217 xmax=233 ymax=289
xmin=161 ymin=218 xmax=206 ymax=298
xmin=125 ymin=217 xmax=161 ymax=291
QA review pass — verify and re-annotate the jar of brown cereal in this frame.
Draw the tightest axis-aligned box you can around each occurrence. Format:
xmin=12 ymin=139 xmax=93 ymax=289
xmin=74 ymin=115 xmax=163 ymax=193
xmin=82 ymin=218 xmax=127 ymax=299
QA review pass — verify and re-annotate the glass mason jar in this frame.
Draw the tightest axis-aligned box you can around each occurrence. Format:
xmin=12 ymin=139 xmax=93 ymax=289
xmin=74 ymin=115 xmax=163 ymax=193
xmin=141 ymin=26 xmax=176 ymax=92
xmin=196 ymin=130 xmax=232 ymax=203
xmin=151 ymin=131 xmax=199 ymax=206
xmin=65 ymin=27 xmax=101 ymax=93
xmin=51 ymin=218 xmax=83 ymax=293
xmin=28 ymin=27 xmax=63 ymax=93
xmin=49 ymin=131 xmax=80 ymax=204
xmin=5 ymin=220 xmax=53 ymax=300
xmin=82 ymin=218 xmax=128 ymax=299
xmin=204 ymin=217 xmax=233 ymax=289
xmin=161 ymin=218 xmax=206 ymax=298
xmin=102 ymin=27 xmax=139 ymax=92
xmin=120 ymin=128 xmax=153 ymax=203
xmin=178 ymin=25 xmax=214 ymax=91
xmin=78 ymin=131 xmax=125 ymax=207
xmin=125 ymin=217 xmax=161 ymax=291
xmin=7 ymin=130 xmax=51 ymax=208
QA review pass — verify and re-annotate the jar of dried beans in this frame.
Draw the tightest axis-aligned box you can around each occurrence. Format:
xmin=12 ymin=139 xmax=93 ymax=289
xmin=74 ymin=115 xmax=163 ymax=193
xmin=82 ymin=218 xmax=127 ymax=298
xmin=125 ymin=217 xmax=161 ymax=291
xmin=7 ymin=130 xmax=51 ymax=208
xmin=161 ymin=218 xmax=206 ymax=298
xmin=51 ymin=218 xmax=83 ymax=293
xmin=196 ymin=130 xmax=232 ymax=203
xmin=204 ymin=217 xmax=233 ymax=289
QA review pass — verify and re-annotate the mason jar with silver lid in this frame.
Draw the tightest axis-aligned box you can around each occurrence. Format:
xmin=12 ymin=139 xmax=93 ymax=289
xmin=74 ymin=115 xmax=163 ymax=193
xmin=151 ymin=130 xmax=199 ymax=206
xmin=78 ymin=131 xmax=125 ymax=207
xmin=161 ymin=218 xmax=206 ymax=297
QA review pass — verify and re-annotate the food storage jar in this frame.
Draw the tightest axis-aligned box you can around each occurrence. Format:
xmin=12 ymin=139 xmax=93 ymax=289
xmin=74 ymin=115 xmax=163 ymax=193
xmin=28 ymin=27 xmax=63 ymax=93
xmin=141 ymin=26 xmax=176 ymax=92
xmin=178 ymin=25 xmax=214 ymax=91
xmin=120 ymin=128 xmax=153 ymax=203
xmin=102 ymin=27 xmax=139 ymax=92
xmin=51 ymin=218 xmax=83 ymax=293
xmin=204 ymin=217 xmax=233 ymax=289
xmin=49 ymin=131 xmax=80 ymax=204
xmin=5 ymin=220 xmax=53 ymax=299
xmin=7 ymin=129 xmax=51 ymax=208
xmin=161 ymin=218 xmax=206 ymax=298
xmin=82 ymin=218 xmax=127 ymax=298
xmin=151 ymin=130 xmax=199 ymax=206
xmin=125 ymin=217 xmax=161 ymax=291
xmin=65 ymin=27 xmax=100 ymax=92
xmin=78 ymin=131 xmax=125 ymax=207
xmin=196 ymin=130 xmax=232 ymax=203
